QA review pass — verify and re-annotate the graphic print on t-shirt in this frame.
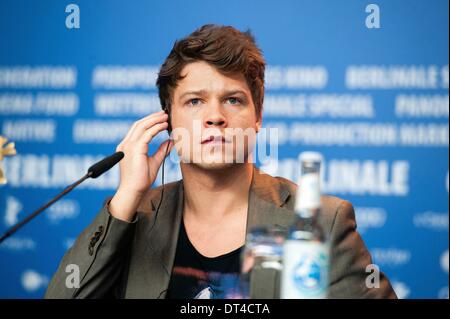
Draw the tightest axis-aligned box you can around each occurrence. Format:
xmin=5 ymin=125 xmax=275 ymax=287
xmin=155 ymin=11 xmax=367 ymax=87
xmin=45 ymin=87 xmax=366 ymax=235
xmin=166 ymin=220 xmax=243 ymax=299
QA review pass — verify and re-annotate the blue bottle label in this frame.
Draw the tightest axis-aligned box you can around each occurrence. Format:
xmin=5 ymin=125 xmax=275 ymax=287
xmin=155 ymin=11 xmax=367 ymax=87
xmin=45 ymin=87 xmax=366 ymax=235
xmin=281 ymin=240 xmax=329 ymax=298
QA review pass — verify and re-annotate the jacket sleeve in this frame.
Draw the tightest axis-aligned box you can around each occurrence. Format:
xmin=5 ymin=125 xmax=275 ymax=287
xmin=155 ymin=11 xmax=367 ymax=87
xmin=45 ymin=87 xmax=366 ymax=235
xmin=327 ymin=200 xmax=397 ymax=299
xmin=44 ymin=199 xmax=137 ymax=299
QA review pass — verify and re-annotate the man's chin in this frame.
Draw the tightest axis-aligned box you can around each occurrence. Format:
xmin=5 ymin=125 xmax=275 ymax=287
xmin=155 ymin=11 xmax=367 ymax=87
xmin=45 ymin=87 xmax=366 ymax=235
xmin=191 ymin=161 xmax=236 ymax=171
xmin=179 ymin=151 xmax=252 ymax=170
xmin=186 ymin=156 xmax=250 ymax=171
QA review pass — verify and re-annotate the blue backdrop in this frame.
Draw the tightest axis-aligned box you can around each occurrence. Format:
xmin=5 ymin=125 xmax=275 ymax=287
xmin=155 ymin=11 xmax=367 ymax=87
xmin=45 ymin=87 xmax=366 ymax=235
xmin=0 ymin=0 xmax=448 ymax=298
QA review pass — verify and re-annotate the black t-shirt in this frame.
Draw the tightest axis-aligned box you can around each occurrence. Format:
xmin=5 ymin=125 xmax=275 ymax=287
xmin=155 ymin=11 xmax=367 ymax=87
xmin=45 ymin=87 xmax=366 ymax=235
xmin=166 ymin=219 xmax=243 ymax=299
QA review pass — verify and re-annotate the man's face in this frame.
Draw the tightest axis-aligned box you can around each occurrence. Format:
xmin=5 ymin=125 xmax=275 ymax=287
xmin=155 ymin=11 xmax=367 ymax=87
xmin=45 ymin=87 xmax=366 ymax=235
xmin=170 ymin=61 xmax=262 ymax=170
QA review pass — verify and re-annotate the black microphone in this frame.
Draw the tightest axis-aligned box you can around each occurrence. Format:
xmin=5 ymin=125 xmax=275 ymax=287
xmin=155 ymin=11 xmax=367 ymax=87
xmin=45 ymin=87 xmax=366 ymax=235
xmin=87 ymin=151 xmax=124 ymax=178
xmin=0 ymin=151 xmax=124 ymax=244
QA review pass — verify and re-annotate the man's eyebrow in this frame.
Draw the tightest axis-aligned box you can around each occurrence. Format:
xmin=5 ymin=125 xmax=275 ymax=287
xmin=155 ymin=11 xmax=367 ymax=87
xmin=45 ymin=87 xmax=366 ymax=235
xmin=178 ymin=89 xmax=249 ymax=100
xmin=222 ymin=90 xmax=248 ymax=97
xmin=178 ymin=90 xmax=208 ymax=101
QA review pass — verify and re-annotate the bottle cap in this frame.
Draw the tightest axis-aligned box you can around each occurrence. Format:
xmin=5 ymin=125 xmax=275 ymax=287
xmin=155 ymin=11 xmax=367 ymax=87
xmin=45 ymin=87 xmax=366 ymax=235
xmin=299 ymin=151 xmax=323 ymax=164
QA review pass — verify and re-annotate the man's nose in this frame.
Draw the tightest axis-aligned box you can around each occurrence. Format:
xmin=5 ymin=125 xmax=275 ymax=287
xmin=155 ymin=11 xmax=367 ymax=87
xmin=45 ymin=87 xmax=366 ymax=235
xmin=204 ymin=102 xmax=227 ymax=127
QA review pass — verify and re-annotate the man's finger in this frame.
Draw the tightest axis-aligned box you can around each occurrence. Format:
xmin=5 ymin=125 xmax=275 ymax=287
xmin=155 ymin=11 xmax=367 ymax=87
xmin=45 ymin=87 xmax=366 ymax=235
xmin=129 ymin=112 xmax=168 ymax=141
xmin=139 ymin=122 xmax=169 ymax=145
xmin=122 ymin=111 xmax=166 ymax=143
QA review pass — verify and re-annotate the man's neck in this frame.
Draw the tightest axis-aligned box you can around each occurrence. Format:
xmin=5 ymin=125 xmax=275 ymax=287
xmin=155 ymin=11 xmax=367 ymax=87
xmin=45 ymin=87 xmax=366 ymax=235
xmin=180 ymin=163 xmax=254 ymax=224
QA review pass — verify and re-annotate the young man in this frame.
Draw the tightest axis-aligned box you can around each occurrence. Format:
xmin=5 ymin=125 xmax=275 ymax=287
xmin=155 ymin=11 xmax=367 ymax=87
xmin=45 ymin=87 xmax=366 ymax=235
xmin=45 ymin=24 xmax=396 ymax=299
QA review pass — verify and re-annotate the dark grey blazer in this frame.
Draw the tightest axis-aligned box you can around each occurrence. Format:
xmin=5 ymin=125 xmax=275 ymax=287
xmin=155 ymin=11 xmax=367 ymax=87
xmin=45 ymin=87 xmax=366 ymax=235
xmin=45 ymin=166 xmax=397 ymax=299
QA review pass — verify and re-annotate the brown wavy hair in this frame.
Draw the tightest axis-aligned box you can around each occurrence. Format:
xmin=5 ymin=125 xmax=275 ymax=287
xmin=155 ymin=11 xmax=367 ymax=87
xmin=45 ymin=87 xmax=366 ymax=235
xmin=156 ymin=24 xmax=265 ymax=118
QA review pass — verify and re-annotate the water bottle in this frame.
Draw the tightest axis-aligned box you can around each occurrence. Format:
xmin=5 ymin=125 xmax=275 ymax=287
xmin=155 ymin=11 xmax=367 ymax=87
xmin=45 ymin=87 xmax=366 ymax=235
xmin=281 ymin=151 xmax=329 ymax=298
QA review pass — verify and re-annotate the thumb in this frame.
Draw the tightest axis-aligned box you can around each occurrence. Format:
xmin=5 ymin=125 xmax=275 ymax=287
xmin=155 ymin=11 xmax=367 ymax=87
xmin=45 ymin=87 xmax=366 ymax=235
xmin=148 ymin=139 xmax=173 ymax=171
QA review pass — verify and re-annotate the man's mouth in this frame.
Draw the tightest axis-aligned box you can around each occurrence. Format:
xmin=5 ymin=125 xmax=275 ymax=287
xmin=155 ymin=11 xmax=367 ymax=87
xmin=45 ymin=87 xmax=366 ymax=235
xmin=201 ymin=135 xmax=229 ymax=144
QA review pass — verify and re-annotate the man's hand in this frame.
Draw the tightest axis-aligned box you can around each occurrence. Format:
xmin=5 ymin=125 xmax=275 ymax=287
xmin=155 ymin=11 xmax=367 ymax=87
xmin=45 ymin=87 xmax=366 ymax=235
xmin=108 ymin=111 xmax=173 ymax=222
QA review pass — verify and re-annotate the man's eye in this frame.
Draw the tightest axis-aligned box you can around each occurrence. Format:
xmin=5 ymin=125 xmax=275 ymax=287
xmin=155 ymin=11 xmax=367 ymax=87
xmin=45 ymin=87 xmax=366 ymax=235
xmin=187 ymin=98 xmax=201 ymax=106
xmin=226 ymin=97 xmax=241 ymax=105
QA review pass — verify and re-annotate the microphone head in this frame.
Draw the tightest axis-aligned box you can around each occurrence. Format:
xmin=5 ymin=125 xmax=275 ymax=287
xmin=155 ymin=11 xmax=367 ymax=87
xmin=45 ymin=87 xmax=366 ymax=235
xmin=87 ymin=151 xmax=124 ymax=178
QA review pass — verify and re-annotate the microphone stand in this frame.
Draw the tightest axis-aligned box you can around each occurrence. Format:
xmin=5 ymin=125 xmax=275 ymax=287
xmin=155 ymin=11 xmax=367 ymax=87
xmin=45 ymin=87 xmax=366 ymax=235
xmin=0 ymin=151 xmax=124 ymax=245
xmin=0 ymin=173 xmax=91 ymax=244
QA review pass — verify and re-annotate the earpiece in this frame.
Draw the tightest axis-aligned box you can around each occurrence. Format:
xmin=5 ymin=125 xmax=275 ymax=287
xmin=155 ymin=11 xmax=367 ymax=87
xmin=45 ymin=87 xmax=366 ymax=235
xmin=163 ymin=105 xmax=172 ymax=134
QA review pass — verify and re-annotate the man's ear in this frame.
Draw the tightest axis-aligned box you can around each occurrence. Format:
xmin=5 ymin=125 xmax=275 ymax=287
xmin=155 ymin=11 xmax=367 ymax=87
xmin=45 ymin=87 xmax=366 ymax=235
xmin=256 ymin=115 xmax=262 ymax=133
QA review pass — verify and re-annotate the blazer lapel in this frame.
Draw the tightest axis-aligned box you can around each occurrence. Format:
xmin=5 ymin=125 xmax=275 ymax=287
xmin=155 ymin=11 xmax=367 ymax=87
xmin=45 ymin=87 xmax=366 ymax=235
xmin=247 ymin=166 xmax=296 ymax=232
